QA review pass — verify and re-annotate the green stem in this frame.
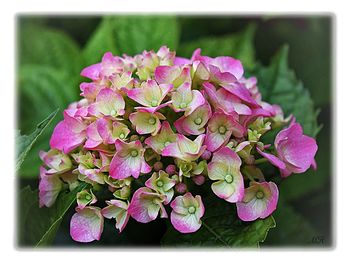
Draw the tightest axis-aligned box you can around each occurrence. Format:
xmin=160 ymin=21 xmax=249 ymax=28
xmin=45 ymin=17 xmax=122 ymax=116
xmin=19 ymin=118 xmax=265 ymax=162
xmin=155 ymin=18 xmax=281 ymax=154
xmin=254 ymin=158 xmax=268 ymax=165
xmin=202 ymin=221 xmax=230 ymax=247
xmin=241 ymin=166 xmax=256 ymax=183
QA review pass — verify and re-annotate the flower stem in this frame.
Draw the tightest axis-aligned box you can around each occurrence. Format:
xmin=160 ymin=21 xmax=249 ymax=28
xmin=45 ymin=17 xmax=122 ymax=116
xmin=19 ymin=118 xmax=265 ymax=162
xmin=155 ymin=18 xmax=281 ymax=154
xmin=254 ymin=158 xmax=268 ymax=165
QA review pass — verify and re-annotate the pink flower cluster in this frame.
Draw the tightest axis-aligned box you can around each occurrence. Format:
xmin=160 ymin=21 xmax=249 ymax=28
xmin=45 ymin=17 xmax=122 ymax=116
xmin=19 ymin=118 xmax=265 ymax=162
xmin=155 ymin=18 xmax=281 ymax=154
xmin=39 ymin=46 xmax=318 ymax=242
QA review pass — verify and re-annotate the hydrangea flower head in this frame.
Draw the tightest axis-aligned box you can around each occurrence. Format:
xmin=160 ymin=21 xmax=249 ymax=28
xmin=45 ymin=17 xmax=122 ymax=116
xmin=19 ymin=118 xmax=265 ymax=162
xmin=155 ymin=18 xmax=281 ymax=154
xmin=38 ymin=45 xmax=318 ymax=243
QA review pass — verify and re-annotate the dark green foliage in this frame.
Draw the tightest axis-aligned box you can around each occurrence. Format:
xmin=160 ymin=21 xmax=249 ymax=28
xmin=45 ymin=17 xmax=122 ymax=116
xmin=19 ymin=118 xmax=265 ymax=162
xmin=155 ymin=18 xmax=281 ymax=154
xmin=18 ymin=183 xmax=87 ymax=247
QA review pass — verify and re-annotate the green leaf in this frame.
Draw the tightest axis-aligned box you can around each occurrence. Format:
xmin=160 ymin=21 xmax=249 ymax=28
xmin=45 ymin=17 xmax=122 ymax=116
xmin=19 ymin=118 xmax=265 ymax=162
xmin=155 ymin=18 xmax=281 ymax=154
xmin=18 ymin=24 xmax=84 ymax=77
xmin=161 ymin=195 xmax=275 ymax=247
xmin=254 ymin=45 xmax=320 ymax=137
xmin=262 ymin=198 xmax=317 ymax=247
xmin=83 ymin=16 xmax=179 ymax=64
xmin=16 ymin=109 xmax=58 ymax=172
xmin=17 ymin=65 xmax=80 ymax=178
xmin=18 ymin=183 xmax=87 ymax=247
xmin=177 ymin=24 xmax=256 ymax=71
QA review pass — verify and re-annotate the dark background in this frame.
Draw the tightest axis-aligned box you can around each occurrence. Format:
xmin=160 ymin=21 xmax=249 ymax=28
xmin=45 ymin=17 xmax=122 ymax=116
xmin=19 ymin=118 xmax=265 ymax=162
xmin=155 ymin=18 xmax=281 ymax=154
xmin=17 ymin=15 xmax=332 ymax=247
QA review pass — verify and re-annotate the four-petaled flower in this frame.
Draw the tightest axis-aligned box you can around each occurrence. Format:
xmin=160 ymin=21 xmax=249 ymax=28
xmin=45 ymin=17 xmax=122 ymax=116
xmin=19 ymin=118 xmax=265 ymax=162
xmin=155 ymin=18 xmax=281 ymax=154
xmin=145 ymin=171 xmax=176 ymax=204
xmin=170 ymin=192 xmax=205 ymax=233
xmin=128 ymin=187 xmax=168 ymax=223
xmin=88 ymin=88 xmax=125 ymax=118
xmin=208 ymin=147 xmax=244 ymax=203
xmin=236 ymin=181 xmax=279 ymax=221
xmin=126 ymin=79 xmax=173 ymax=113
xmin=162 ymin=134 xmax=207 ymax=162
xmin=171 ymin=82 xmax=205 ymax=116
xmin=129 ymin=110 xmax=165 ymax=136
xmin=110 ymin=140 xmax=151 ymax=179
xmin=101 ymin=200 xmax=130 ymax=233
xmin=204 ymin=111 xmax=245 ymax=152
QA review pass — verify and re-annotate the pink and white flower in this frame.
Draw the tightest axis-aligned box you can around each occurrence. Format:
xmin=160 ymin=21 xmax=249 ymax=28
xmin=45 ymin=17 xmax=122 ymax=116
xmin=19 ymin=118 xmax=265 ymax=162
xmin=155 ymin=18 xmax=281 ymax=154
xmin=38 ymin=166 xmax=63 ymax=207
xmin=171 ymin=82 xmax=205 ymax=116
xmin=145 ymin=170 xmax=176 ymax=204
xmin=129 ymin=110 xmax=165 ymax=136
xmin=50 ymin=111 xmax=87 ymax=154
xmin=39 ymin=149 xmax=72 ymax=175
xmin=162 ymin=134 xmax=206 ymax=162
xmin=256 ymin=120 xmax=318 ymax=177
xmin=101 ymin=200 xmax=130 ymax=233
xmin=144 ymin=121 xmax=177 ymax=154
xmin=204 ymin=111 xmax=245 ymax=152
xmin=236 ymin=181 xmax=279 ymax=221
xmin=174 ymin=102 xmax=212 ymax=135
xmin=155 ymin=65 xmax=191 ymax=89
xmin=170 ymin=192 xmax=205 ymax=233
xmin=126 ymin=79 xmax=173 ymax=113
xmin=208 ymin=147 xmax=244 ymax=203
xmin=88 ymin=88 xmax=125 ymax=118
xmin=128 ymin=187 xmax=167 ymax=223
xmin=110 ymin=140 xmax=151 ymax=179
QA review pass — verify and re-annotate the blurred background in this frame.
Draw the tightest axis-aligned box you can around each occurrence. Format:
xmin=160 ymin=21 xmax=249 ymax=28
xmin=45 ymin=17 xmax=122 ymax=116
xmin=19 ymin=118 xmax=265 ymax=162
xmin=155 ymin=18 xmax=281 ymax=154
xmin=16 ymin=15 xmax=332 ymax=247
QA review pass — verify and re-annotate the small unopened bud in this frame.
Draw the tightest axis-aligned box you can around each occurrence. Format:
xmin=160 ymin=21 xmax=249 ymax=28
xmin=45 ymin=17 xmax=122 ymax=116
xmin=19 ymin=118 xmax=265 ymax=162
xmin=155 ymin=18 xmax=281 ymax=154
xmin=108 ymin=186 xmax=116 ymax=193
xmin=192 ymin=174 xmax=205 ymax=186
xmin=166 ymin=164 xmax=176 ymax=175
xmin=153 ymin=161 xmax=163 ymax=171
xmin=175 ymin=182 xmax=187 ymax=194
xmin=201 ymin=150 xmax=211 ymax=160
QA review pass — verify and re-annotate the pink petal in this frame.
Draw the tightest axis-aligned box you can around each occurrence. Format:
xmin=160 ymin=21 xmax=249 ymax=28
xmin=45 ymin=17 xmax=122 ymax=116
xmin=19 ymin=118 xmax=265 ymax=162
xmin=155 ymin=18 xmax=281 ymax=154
xmin=170 ymin=212 xmax=202 ymax=233
xmin=70 ymin=207 xmax=104 ymax=243
xmin=174 ymin=57 xmax=192 ymax=66
xmin=38 ymin=167 xmax=63 ymax=207
xmin=256 ymin=147 xmax=286 ymax=170
xmin=212 ymin=56 xmax=244 ymax=80
xmin=49 ymin=114 xmax=86 ymax=154
xmin=80 ymin=63 xmax=102 ymax=80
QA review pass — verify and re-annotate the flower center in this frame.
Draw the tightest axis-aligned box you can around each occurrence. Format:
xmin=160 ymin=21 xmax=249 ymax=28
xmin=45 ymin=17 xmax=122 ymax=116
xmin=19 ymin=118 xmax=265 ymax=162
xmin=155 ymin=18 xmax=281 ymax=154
xmin=110 ymin=109 xmax=117 ymax=116
xmin=148 ymin=117 xmax=156 ymax=125
xmin=151 ymin=100 xmax=158 ymax=107
xmin=131 ymin=150 xmax=139 ymax=157
xmin=156 ymin=181 xmax=164 ymax=187
xmin=85 ymin=195 xmax=91 ymax=201
xmin=119 ymin=133 xmax=125 ymax=139
xmin=180 ymin=102 xmax=187 ymax=109
xmin=224 ymin=174 xmax=233 ymax=183
xmin=218 ymin=126 xmax=227 ymax=135
xmin=188 ymin=206 xmax=196 ymax=214
xmin=164 ymin=141 xmax=171 ymax=147
xmin=194 ymin=117 xmax=202 ymax=125
xmin=256 ymin=191 xmax=264 ymax=199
